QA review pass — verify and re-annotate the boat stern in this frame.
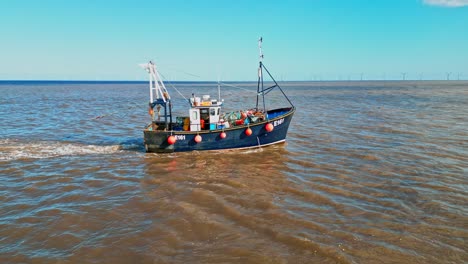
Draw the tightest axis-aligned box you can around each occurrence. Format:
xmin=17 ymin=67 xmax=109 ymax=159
xmin=143 ymin=129 xmax=175 ymax=153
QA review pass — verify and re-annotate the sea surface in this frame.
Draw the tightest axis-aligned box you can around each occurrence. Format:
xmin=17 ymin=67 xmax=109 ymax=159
xmin=0 ymin=80 xmax=467 ymax=263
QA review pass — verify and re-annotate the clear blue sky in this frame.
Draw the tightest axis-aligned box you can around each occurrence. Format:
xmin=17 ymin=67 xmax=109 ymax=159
xmin=1 ymin=0 xmax=467 ymax=81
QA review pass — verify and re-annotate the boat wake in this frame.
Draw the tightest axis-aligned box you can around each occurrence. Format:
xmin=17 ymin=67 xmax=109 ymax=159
xmin=0 ymin=139 xmax=125 ymax=161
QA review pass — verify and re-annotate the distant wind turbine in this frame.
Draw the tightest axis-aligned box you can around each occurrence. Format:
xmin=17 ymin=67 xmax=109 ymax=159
xmin=401 ymin=72 xmax=407 ymax=81
xmin=446 ymin=72 xmax=452 ymax=81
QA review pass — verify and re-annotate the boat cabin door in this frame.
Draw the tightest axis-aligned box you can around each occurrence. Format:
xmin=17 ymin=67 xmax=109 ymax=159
xmin=209 ymin=107 xmax=220 ymax=127
xmin=189 ymin=108 xmax=201 ymax=131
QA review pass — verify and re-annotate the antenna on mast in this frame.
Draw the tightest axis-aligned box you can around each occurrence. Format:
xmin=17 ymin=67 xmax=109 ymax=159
xmin=258 ymin=37 xmax=264 ymax=62
xmin=217 ymin=76 xmax=221 ymax=102
xmin=256 ymin=37 xmax=264 ymax=110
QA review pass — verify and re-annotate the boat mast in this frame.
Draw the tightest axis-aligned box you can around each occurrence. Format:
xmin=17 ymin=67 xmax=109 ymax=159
xmin=145 ymin=61 xmax=171 ymax=103
xmin=255 ymin=38 xmax=294 ymax=111
xmin=257 ymin=37 xmax=265 ymax=112
xmin=141 ymin=61 xmax=173 ymax=129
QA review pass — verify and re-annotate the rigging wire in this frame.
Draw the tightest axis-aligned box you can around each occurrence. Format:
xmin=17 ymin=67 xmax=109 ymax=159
xmin=158 ymin=72 xmax=188 ymax=100
xmin=159 ymin=69 xmax=257 ymax=97
xmin=92 ymin=73 xmax=259 ymax=120
xmin=219 ymin=82 xmax=257 ymax=93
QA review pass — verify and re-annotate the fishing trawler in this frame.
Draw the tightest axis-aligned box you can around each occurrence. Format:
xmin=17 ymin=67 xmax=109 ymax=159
xmin=142 ymin=38 xmax=295 ymax=153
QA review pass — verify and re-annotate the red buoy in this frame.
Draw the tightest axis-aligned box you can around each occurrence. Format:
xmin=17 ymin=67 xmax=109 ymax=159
xmin=245 ymin=128 xmax=252 ymax=136
xmin=194 ymin=134 xmax=202 ymax=143
xmin=265 ymin=123 xmax=274 ymax=132
xmin=167 ymin=135 xmax=176 ymax=145
xmin=220 ymin=132 xmax=227 ymax=139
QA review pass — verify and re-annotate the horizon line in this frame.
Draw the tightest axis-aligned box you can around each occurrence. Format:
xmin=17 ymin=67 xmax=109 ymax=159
xmin=0 ymin=79 xmax=467 ymax=83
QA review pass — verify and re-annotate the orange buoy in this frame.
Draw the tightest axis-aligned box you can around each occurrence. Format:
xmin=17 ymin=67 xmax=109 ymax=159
xmin=245 ymin=127 xmax=252 ymax=136
xmin=265 ymin=123 xmax=274 ymax=132
xmin=167 ymin=135 xmax=176 ymax=145
xmin=220 ymin=132 xmax=226 ymax=139
xmin=194 ymin=134 xmax=202 ymax=143
xmin=148 ymin=107 xmax=154 ymax=116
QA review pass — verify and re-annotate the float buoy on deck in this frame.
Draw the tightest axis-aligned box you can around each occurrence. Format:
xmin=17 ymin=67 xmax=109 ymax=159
xmin=265 ymin=123 xmax=274 ymax=132
xmin=167 ymin=135 xmax=176 ymax=145
xmin=194 ymin=134 xmax=202 ymax=143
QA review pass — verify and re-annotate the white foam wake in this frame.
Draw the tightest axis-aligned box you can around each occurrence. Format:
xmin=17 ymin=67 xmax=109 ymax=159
xmin=0 ymin=139 xmax=122 ymax=161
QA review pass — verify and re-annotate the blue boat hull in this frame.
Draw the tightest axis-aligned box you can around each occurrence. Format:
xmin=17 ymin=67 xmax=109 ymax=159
xmin=144 ymin=107 xmax=295 ymax=153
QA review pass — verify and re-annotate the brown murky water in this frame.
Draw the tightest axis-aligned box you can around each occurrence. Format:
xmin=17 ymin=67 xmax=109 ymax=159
xmin=1 ymin=81 xmax=467 ymax=263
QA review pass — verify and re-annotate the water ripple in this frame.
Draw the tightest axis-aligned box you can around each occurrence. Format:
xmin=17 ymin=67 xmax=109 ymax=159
xmin=1 ymin=81 xmax=467 ymax=263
